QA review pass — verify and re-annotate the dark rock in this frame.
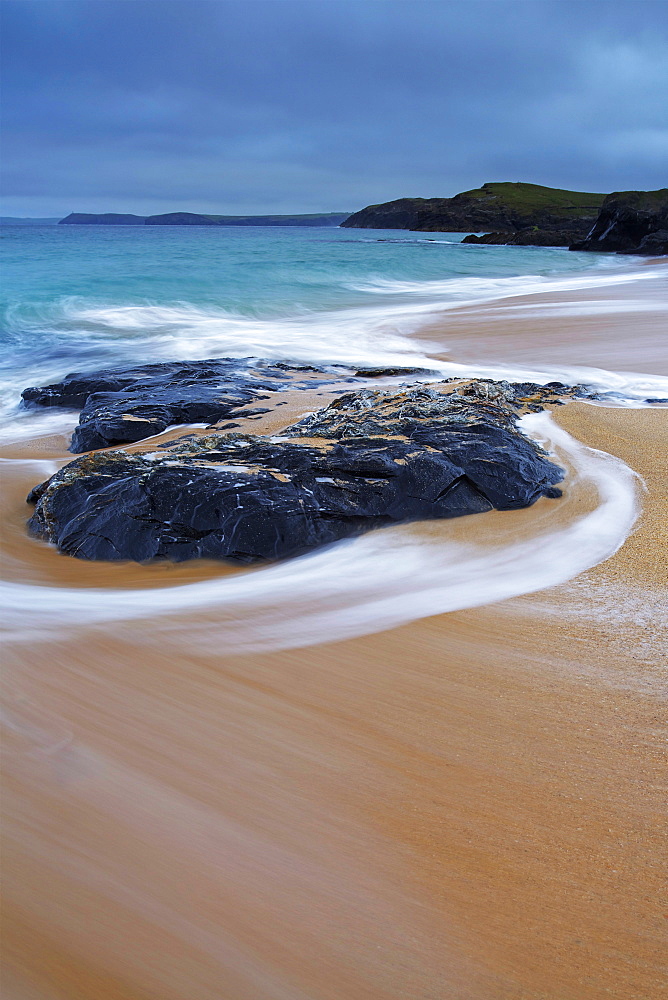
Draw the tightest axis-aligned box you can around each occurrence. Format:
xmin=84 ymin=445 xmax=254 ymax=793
xmin=570 ymin=189 xmax=668 ymax=254
xmin=462 ymin=229 xmax=582 ymax=248
xmin=625 ymin=229 xmax=668 ymax=256
xmin=27 ymin=382 xmax=565 ymax=565
xmin=342 ymin=182 xmax=604 ymax=236
xmin=20 ymin=359 xmax=443 ymax=453
xmin=353 ymin=366 xmax=432 ymax=378
xmin=21 ymin=359 xmax=328 ymax=452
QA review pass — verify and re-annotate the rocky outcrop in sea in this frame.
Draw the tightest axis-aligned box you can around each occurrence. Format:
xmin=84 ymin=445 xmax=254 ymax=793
xmin=569 ymin=189 xmax=668 ymax=255
xmin=21 ymin=358 xmax=369 ymax=453
xmin=462 ymin=229 xmax=582 ymax=248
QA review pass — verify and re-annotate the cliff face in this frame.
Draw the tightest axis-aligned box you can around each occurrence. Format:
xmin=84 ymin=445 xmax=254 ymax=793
xmin=569 ymin=190 xmax=668 ymax=255
xmin=341 ymin=183 xmax=605 ymax=234
xmin=340 ymin=198 xmax=437 ymax=229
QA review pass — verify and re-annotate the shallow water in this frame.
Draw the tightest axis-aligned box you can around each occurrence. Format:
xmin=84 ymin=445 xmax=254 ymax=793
xmin=1 ymin=230 xmax=665 ymax=651
xmin=2 ymin=224 xmax=660 ymax=423
xmin=0 ymin=410 xmax=642 ymax=653
xmin=2 ymin=227 xmax=667 ymax=1000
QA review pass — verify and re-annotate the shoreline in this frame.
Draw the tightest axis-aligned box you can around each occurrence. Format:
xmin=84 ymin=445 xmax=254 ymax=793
xmin=417 ymin=257 xmax=668 ymax=377
xmin=2 ymin=266 xmax=667 ymax=999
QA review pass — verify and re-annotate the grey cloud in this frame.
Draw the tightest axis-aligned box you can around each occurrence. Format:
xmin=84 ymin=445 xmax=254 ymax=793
xmin=2 ymin=0 xmax=666 ymax=216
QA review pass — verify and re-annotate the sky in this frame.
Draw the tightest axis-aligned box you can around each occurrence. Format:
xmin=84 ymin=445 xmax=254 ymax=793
xmin=2 ymin=0 xmax=667 ymax=217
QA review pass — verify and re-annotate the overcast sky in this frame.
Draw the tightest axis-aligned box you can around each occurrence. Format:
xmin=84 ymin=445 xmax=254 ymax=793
xmin=2 ymin=0 xmax=666 ymax=216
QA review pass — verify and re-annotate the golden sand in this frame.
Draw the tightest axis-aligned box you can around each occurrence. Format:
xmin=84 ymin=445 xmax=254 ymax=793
xmin=2 ymin=270 xmax=667 ymax=999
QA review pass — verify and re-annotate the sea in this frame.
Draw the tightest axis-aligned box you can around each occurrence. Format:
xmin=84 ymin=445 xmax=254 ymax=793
xmin=4 ymin=224 xmax=666 ymax=437
xmin=1 ymin=223 xmax=667 ymax=649
xmin=3 ymin=223 xmax=667 ymax=999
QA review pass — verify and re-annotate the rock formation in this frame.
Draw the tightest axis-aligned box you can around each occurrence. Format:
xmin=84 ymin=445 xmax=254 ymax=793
xmin=26 ymin=378 xmax=567 ymax=564
xmin=21 ymin=359 xmax=348 ymax=452
xmin=341 ymin=182 xmax=604 ymax=237
xmin=462 ymin=229 xmax=582 ymax=248
xmin=569 ymin=189 xmax=668 ymax=255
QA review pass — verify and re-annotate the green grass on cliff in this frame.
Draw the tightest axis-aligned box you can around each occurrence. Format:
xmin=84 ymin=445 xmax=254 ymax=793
xmin=603 ymin=188 xmax=668 ymax=210
xmin=456 ymin=182 xmax=606 ymax=215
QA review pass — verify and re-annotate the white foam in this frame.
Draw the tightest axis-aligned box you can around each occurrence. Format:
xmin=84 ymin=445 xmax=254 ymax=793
xmin=3 ymin=263 xmax=666 ymax=433
xmin=0 ymin=413 xmax=641 ymax=652
xmin=0 ymin=410 xmax=79 ymax=445
xmin=350 ymin=263 xmax=657 ymax=300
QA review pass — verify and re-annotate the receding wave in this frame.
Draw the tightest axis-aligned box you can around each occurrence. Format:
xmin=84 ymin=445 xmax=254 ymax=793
xmin=350 ymin=263 xmax=657 ymax=300
xmin=4 ymin=263 xmax=668 ymax=410
xmin=0 ymin=413 xmax=641 ymax=652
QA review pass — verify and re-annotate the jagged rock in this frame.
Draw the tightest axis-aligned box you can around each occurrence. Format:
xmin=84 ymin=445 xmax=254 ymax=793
xmin=21 ymin=358 xmax=349 ymax=453
xmin=624 ymin=228 xmax=668 ymax=256
xmin=26 ymin=382 xmax=565 ymax=564
xmin=570 ymin=189 xmax=668 ymax=254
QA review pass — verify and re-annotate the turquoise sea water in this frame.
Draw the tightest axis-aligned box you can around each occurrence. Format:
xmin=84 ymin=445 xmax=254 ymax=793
xmin=1 ymin=224 xmax=666 ymax=647
xmin=0 ymin=224 xmax=654 ymax=430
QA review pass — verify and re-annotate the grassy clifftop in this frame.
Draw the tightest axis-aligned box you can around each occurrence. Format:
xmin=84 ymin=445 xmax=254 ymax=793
xmin=455 ymin=182 xmax=605 ymax=215
xmin=341 ymin=182 xmax=606 ymax=232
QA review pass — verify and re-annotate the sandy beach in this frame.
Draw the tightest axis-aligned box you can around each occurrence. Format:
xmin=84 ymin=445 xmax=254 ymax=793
xmin=2 ymin=269 xmax=667 ymax=1000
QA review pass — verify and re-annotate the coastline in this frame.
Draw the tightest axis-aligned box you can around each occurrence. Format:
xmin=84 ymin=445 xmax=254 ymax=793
xmin=417 ymin=258 xmax=668 ymax=377
xmin=2 ymin=266 xmax=667 ymax=999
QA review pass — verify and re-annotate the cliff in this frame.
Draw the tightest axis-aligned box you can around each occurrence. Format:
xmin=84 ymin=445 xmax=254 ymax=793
xmin=569 ymin=189 xmax=668 ymax=255
xmin=341 ymin=182 xmax=605 ymax=235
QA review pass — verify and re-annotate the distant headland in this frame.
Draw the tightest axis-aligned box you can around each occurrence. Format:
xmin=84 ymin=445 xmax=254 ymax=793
xmin=341 ymin=181 xmax=607 ymax=237
xmin=5 ymin=183 xmax=666 ymax=254
xmin=58 ymin=212 xmax=351 ymax=227
xmin=342 ymin=182 xmax=668 ymax=255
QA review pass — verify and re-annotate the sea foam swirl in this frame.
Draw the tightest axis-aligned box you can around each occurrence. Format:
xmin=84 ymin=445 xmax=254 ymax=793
xmin=0 ymin=413 xmax=641 ymax=652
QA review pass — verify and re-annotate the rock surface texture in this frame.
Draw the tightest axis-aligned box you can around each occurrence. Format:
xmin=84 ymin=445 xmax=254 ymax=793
xmin=26 ymin=378 xmax=567 ymax=564
xmin=21 ymin=358 xmax=352 ymax=453
xmin=569 ymin=189 xmax=668 ymax=255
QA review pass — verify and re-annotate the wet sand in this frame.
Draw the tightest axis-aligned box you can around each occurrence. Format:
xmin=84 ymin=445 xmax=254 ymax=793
xmin=420 ymin=258 xmax=668 ymax=375
xmin=2 ymin=269 xmax=667 ymax=999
